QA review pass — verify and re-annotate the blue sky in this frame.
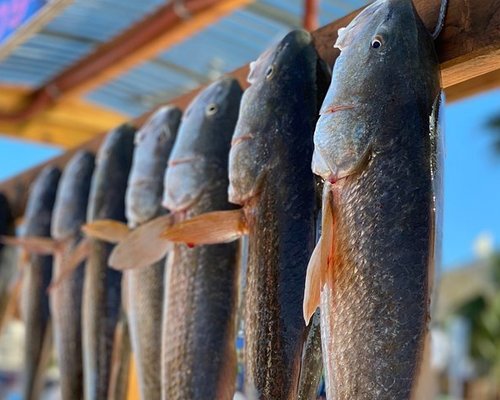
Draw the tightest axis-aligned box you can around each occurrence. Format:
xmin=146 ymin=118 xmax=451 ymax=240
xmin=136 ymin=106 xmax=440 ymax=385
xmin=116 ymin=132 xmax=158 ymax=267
xmin=0 ymin=89 xmax=499 ymax=269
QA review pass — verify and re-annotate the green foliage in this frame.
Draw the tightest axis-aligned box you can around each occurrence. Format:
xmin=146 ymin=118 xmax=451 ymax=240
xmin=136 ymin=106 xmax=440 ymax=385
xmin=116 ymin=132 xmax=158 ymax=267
xmin=455 ymin=253 xmax=500 ymax=379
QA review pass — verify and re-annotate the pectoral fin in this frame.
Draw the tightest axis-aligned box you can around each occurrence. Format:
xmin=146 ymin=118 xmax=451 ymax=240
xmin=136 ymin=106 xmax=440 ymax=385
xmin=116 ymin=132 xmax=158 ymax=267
xmin=109 ymin=214 xmax=175 ymax=271
xmin=49 ymin=238 xmax=91 ymax=291
xmin=303 ymin=184 xmax=335 ymax=325
xmin=303 ymin=237 xmax=323 ymax=325
xmin=82 ymin=220 xmax=130 ymax=243
xmin=162 ymin=209 xmax=247 ymax=245
xmin=0 ymin=236 xmax=60 ymax=254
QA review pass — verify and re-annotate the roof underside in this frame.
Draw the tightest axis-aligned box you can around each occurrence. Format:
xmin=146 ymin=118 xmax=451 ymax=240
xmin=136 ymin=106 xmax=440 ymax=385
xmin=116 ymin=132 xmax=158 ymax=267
xmin=0 ymin=0 xmax=369 ymax=117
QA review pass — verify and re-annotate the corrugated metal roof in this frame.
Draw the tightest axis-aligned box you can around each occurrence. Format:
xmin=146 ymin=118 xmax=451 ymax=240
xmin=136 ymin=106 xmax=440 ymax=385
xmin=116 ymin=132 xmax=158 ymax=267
xmin=0 ymin=0 xmax=369 ymax=115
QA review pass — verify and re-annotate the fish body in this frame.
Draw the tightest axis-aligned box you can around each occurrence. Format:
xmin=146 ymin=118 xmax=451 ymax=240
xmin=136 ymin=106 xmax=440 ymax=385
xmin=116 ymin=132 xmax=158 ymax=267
xmin=50 ymin=150 xmax=95 ymax=400
xmin=310 ymin=0 xmax=442 ymax=398
xmin=125 ymin=106 xmax=181 ymax=400
xmin=83 ymin=125 xmax=135 ymax=400
xmin=161 ymin=78 xmax=243 ymax=400
xmin=297 ymin=310 xmax=323 ymax=400
xmin=21 ymin=166 xmax=61 ymax=400
xmin=0 ymin=193 xmax=15 ymax=329
xmin=228 ymin=30 xmax=325 ymax=399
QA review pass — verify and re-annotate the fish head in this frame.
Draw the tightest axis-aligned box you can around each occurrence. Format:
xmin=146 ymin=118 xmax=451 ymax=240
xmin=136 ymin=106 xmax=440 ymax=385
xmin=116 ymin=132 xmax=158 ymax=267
xmin=52 ymin=151 xmax=95 ymax=239
xmin=87 ymin=124 xmax=136 ymax=221
xmin=126 ymin=106 xmax=181 ymax=226
xmin=313 ymin=0 xmax=437 ymax=182
xmin=163 ymin=77 xmax=243 ymax=212
xmin=23 ymin=165 xmax=61 ymax=237
xmin=229 ymin=30 xmax=315 ymax=204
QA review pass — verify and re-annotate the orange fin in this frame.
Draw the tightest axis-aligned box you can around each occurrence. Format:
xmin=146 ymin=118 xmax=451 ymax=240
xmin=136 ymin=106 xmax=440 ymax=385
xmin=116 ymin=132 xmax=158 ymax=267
xmin=162 ymin=209 xmax=247 ymax=245
xmin=0 ymin=235 xmax=60 ymax=254
xmin=109 ymin=214 xmax=175 ymax=271
xmin=303 ymin=184 xmax=335 ymax=325
xmin=82 ymin=220 xmax=130 ymax=243
xmin=49 ymin=238 xmax=91 ymax=291
xmin=303 ymin=236 xmax=323 ymax=325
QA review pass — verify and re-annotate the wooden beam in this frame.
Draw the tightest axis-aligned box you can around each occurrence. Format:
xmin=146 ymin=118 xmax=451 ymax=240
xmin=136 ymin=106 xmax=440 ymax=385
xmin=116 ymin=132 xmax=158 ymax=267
xmin=0 ymin=86 xmax=127 ymax=148
xmin=445 ymin=69 xmax=500 ymax=103
xmin=311 ymin=0 xmax=500 ymax=88
xmin=1 ymin=0 xmax=499 ymax=218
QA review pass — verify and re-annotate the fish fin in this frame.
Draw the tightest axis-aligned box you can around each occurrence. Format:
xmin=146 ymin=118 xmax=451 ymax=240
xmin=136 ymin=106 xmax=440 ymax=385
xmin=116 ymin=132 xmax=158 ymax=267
xmin=303 ymin=185 xmax=335 ymax=325
xmin=303 ymin=236 xmax=324 ymax=325
xmin=82 ymin=219 xmax=130 ymax=243
xmin=162 ymin=209 xmax=247 ymax=245
xmin=109 ymin=214 xmax=175 ymax=271
xmin=0 ymin=235 xmax=60 ymax=254
xmin=48 ymin=238 xmax=90 ymax=291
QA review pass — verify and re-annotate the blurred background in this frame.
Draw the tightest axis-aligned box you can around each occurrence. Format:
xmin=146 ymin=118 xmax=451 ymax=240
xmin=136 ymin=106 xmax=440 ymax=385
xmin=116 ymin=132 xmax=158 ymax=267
xmin=0 ymin=0 xmax=498 ymax=399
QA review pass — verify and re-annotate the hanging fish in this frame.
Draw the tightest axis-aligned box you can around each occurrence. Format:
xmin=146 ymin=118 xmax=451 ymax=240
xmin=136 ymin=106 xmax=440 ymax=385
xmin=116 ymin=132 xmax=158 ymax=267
xmin=50 ymin=151 xmax=94 ymax=400
xmin=20 ymin=166 xmax=60 ymax=400
xmin=1 ymin=152 xmax=94 ymax=399
xmin=91 ymin=78 xmax=243 ymax=399
xmin=83 ymin=125 xmax=135 ymax=400
xmin=159 ymin=30 xmax=329 ymax=399
xmin=302 ymin=0 xmax=445 ymax=398
xmin=160 ymin=77 xmax=242 ymax=400
xmin=85 ymin=106 xmax=181 ymax=399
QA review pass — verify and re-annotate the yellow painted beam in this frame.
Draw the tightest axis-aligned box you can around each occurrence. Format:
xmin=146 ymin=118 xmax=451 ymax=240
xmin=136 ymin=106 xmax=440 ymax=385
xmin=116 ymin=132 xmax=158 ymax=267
xmin=0 ymin=85 xmax=127 ymax=148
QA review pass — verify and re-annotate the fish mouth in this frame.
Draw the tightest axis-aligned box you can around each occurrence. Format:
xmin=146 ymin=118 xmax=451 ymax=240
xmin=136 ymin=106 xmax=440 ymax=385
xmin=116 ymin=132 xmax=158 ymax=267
xmin=319 ymin=104 xmax=356 ymax=116
xmin=168 ymin=156 xmax=201 ymax=167
xmin=231 ymin=133 xmax=254 ymax=147
xmin=163 ymin=187 xmax=205 ymax=214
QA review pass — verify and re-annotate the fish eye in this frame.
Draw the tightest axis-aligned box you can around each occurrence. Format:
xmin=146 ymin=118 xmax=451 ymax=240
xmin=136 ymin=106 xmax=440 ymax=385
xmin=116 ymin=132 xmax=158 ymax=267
xmin=265 ymin=65 xmax=274 ymax=79
xmin=371 ymin=36 xmax=383 ymax=49
xmin=206 ymin=103 xmax=218 ymax=116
